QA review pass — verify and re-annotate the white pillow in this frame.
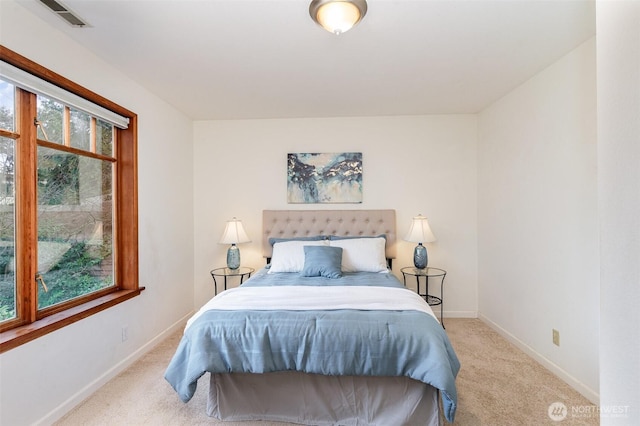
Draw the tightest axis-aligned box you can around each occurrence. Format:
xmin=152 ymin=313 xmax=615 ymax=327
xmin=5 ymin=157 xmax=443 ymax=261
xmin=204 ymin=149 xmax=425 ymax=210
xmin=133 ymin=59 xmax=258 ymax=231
xmin=268 ymin=240 xmax=329 ymax=273
xmin=329 ymin=237 xmax=388 ymax=273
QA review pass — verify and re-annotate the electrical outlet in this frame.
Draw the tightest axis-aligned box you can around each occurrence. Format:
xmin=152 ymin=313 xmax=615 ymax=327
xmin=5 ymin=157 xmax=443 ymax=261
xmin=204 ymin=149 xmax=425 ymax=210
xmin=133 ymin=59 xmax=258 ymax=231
xmin=122 ymin=326 xmax=128 ymax=342
xmin=552 ymin=329 xmax=560 ymax=346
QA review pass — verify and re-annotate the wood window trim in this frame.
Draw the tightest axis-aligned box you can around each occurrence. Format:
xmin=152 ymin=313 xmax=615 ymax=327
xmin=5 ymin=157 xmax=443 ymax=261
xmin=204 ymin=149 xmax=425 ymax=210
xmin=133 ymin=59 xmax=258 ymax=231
xmin=0 ymin=45 xmax=141 ymax=353
xmin=0 ymin=289 xmax=143 ymax=352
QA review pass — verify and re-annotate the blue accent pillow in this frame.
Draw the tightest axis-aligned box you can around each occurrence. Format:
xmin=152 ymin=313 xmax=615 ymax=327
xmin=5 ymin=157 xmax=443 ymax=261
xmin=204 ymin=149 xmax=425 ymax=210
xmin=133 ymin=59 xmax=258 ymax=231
xmin=301 ymin=245 xmax=343 ymax=279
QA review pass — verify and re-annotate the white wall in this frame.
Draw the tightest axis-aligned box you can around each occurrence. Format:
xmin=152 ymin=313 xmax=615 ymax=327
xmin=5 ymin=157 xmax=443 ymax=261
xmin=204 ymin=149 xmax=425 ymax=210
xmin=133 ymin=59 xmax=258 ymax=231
xmin=193 ymin=115 xmax=479 ymax=315
xmin=477 ymin=38 xmax=599 ymax=402
xmin=0 ymin=1 xmax=195 ymax=425
xmin=597 ymin=1 xmax=640 ymax=424
xmin=1 ymin=1 xmax=617 ymax=424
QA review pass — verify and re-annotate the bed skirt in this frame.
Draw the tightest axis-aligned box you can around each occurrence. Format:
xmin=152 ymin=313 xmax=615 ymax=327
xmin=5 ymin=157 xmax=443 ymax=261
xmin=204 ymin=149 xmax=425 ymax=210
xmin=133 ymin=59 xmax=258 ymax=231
xmin=207 ymin=371 xmax=441 ymax=426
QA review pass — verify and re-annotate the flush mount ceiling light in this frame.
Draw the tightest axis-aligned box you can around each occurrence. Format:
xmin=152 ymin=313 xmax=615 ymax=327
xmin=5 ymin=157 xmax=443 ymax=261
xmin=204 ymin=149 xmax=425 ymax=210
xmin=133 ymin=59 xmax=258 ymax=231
xmin=309 ymin=0 xmax=368 ymax=35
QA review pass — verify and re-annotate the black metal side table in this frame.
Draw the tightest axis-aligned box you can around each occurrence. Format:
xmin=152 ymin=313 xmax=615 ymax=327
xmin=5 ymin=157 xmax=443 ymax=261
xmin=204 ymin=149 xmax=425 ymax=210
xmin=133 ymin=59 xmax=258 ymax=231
xmin=401 ymin=266 xmax=447 ymax=328
xmin=210 ymin=266 xmax=254 ymax=295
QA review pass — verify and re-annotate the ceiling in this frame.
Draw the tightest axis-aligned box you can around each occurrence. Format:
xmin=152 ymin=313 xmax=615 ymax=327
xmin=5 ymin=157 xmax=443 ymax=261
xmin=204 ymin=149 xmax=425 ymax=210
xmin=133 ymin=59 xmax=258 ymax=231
xmin=16 ymin=0 xmax=595 ymax=121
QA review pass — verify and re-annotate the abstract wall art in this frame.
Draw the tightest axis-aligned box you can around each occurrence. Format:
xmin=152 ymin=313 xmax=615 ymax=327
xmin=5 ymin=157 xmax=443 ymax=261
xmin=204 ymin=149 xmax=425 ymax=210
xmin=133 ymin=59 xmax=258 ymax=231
xmin=287 ymin=152 xmax=363 ymax=203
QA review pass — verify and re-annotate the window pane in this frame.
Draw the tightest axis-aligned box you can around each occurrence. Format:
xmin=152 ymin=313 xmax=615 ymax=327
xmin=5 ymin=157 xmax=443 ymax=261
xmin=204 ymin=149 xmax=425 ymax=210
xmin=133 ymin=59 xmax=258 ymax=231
xmin=96 ymin=119 xmax=113 ymax=157
xmin=0 ymin=137 xmax=16 ymax=321
xmin=0 ymin=80 xmax=15 ymax=132
xmin=38 ymin=149 xmax=79 ymax=205
xmin=37 ymin=147 xmax=114 ymax=310
xmin=37 ymin=96 xmax=64 ymax=143
xmin=70 ymin=108 xmax=90 ymax=151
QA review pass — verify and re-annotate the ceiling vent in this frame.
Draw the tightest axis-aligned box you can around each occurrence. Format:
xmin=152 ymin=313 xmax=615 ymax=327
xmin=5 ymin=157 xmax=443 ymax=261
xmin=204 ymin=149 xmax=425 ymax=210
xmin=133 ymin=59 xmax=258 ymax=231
xmin=39 ymin=0 xmax=89 ymax=27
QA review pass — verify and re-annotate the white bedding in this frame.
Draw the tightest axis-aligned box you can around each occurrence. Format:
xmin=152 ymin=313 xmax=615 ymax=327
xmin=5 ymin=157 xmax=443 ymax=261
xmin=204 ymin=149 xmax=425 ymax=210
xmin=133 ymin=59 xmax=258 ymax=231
xmin=166 ymin=209 xmax=456 ymax=425
xmin=186 ymin=285 xmax=439 ymax=330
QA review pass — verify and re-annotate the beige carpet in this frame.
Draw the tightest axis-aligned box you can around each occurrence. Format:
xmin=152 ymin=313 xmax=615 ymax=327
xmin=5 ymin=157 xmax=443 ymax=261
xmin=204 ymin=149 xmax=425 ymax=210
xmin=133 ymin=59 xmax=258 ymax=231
xmin=55 ymin=319 xmax=599 ymax=425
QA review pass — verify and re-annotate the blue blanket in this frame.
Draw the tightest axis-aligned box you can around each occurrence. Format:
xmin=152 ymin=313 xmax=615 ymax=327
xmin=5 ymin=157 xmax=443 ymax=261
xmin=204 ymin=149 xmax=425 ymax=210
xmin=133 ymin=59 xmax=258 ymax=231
xmin=165 ymin=272 xmax=460 ymax=423
xmin=243 ymin=267 xmax=407 ymax=288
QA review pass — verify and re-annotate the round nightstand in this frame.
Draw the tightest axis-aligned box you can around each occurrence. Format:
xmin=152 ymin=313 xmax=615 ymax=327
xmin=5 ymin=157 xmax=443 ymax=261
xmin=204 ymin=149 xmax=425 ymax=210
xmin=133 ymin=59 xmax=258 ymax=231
xmin=210 ymin=266 xmax=254 ymax=295
xmin=401 ymin=266 xmax=447 ymax=327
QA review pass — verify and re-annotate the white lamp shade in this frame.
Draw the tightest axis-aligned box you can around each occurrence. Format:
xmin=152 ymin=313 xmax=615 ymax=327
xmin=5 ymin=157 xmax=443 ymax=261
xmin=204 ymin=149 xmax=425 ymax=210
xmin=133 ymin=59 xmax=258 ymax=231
xmin=404 ymin=215 xmax=437 ymax=243
xmin=219 ymin=218 xmax=251 ymax=245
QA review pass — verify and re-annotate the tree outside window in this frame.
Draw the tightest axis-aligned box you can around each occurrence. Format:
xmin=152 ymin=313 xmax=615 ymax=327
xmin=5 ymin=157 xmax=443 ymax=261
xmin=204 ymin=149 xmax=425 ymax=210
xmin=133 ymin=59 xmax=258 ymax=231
xmin=0 ymin=46 xmax=140 ymax=352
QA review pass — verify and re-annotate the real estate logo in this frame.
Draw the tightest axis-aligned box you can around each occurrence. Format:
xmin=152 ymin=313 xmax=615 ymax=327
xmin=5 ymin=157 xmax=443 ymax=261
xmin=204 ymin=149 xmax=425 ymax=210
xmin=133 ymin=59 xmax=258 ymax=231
xmin=548 ymin=402 xmax=630 ymax=421
xmin=548 ymin=402 xmax=568 ymax=421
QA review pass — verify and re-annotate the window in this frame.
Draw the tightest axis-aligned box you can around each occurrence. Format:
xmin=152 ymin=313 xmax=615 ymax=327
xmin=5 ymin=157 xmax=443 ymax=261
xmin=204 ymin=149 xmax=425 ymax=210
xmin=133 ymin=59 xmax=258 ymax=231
xmin=0 ymin=46 xmax=141 ymax=352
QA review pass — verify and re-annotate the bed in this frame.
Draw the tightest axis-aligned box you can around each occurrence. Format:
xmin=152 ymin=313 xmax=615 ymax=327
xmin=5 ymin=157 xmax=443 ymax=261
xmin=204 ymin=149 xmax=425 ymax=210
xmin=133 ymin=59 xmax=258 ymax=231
xmin=165 ymin=209 xmax=460 ymax=425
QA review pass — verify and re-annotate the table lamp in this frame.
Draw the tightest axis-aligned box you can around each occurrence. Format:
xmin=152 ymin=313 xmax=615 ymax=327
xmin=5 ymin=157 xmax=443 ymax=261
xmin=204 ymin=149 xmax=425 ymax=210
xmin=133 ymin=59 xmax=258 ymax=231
xmin=404 ymin=214 xmax=437 ymax=269
xmin=219 ymin=217 xmax=251 ymax=270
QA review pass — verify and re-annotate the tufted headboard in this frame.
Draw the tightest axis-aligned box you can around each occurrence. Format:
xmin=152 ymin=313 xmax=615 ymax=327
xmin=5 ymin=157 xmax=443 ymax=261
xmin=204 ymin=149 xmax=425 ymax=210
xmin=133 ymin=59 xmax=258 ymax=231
xmin=262 ymin=209 xmax=397 ymax=260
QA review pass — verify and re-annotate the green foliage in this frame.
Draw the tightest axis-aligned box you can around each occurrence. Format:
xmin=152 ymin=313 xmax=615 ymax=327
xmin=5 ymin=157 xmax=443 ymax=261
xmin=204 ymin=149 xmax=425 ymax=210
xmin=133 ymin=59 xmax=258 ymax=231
xmin=38 ymin=241 xmax=112 ymax=309
xmin=0 ymin=242 xmax=112 ymax=320
xmin=0 ymin=304 xmax=12 ymax=321
xmin=37 ymin=97 xmax=64 ymax=143
xmin=0 ymin=245 xmax=16 ymax=320
xmin=0 ymin=105 xmax=13 ymax=131
xmin=37 ymin=269 xmax=111 ymax=309
xmin=52 ymin=241 xmax=102 ymax=270
xmin=0 ymin=87 xmax=116 ymax=322
xmin=38 ymin=151 xmax=80 ymax=205
xmin=0 ymin=245 xmax=12 ymax=273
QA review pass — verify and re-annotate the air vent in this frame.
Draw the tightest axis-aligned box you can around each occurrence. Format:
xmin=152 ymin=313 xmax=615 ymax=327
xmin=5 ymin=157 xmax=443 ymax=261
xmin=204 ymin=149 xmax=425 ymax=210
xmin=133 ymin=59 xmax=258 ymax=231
xmin=39 ymin=0 xmax=89 ymax=27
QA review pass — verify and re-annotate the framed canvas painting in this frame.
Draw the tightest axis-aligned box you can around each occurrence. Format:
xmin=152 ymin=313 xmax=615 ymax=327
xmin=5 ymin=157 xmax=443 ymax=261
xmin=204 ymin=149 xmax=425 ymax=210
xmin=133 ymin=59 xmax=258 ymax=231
xmin=287 ymin=152 xmax=362 ymax=203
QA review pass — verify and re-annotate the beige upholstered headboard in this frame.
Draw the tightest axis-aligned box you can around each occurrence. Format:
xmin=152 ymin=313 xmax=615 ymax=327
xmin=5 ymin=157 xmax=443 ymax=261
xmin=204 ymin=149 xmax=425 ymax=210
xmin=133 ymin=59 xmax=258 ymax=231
xmin=262 ymin=209 xmax=397 ymax=260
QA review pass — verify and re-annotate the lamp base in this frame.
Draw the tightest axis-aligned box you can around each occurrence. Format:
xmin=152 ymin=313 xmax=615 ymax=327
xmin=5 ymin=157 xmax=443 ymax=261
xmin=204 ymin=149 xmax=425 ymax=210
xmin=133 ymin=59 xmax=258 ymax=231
xmin=227 ymin=244 xmax=240 ymax=270
xmin=413 ymin=243 xmax=427 ymax=269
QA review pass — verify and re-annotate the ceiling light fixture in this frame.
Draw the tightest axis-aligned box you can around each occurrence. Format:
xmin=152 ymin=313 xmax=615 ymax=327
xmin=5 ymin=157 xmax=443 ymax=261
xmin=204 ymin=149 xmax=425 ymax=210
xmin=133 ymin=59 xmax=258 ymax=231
xmin=309 ymin=0 xmax=368 ymax=35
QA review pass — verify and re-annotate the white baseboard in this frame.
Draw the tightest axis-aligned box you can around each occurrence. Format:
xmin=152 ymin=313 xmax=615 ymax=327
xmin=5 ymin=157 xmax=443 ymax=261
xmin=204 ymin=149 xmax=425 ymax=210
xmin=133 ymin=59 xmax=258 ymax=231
xmin=478 ymin=314 xmax=600 ymax=405
xmin=37 ymin=310 xmax=598 ymax=424
xmin=36 ymin=311 xmax=194 ymax=426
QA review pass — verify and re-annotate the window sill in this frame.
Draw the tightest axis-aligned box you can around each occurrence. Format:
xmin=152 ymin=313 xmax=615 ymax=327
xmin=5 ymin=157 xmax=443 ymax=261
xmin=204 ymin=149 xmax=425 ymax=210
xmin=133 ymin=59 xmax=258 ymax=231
xmin=0 ymin=288 xmax=145 ymax=354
